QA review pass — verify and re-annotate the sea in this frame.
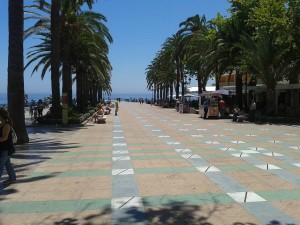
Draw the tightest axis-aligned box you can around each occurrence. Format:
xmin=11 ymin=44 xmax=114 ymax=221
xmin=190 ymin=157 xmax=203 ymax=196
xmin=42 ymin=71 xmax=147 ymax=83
xmin=0 ymin=92 xmax=152 ymax=106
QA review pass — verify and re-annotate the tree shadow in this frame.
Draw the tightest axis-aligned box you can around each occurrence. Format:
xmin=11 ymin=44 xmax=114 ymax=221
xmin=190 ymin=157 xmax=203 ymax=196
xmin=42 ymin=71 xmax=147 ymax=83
xmin=26 ymin=125 xmax=89 ymax=135
xmin=0 ymin=172 xmax=60 ymax=202
xmin=13 ymin=197 xmax=298 ymax=225
xmin=52 ymin=206 xmax=111 ymax=225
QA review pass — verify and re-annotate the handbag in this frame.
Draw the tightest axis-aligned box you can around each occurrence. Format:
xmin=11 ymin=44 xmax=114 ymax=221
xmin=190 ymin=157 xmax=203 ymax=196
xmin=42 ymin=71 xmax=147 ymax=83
xmin=11 ymin=127 xmax=17 ymax=144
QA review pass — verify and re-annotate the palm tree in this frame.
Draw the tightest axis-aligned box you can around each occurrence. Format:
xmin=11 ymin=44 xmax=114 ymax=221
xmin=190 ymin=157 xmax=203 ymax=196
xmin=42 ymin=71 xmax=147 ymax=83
xmin=25 ymin=0 xmax=113 ymax=113
xmin=207 ymin=15 xmax=252 ymax=109
xmin=240 ymin=29 xmax=299 ymax=115
xmin=50 ymin=0 xmax=61 ymax=118
xmin=25 ymin=0 xmax=97 ymax=106
xmin=163 ymin=33 xmax=188 ymax=99
xmin=146 ymin=50 xmax=176 ymax=102
xmin=8 ymin=0 xmax=29 ymax=143
xmin=178 ymin=15 xmax=210 ymax=94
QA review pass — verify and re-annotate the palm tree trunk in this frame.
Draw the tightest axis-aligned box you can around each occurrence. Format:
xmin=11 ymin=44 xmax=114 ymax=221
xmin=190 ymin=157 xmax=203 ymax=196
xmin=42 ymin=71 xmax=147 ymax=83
xmin=83 ymin=74 xmax=89 ymax=108
xmin=266 ymin=86 xmax=276 ymax=116
xmin=169 ymin=84 xmax=173 ymax=102
xmin=62 ymin=35 xmax=72 ymax=106
xmin=235 ymin=70 xmax=243 ymax=109
xmin=97 ymin=86 xmax=102 ymax=101
xmin=50 ymin=0 xmax=61 ymax=118
xmin=92 ymin=83 xmax=97 ymax=106
xmin=197 ymin=72 xmax=202 ymax=94
xmin=215 ymin=63 xmax=220 ymax=90
xmin=8 ymin=0 xmax=29 ymax=143
xmin=175 ymin=60 xmax=180 ymax=99
xmin=76 ymin=71 xmax=83 ymax=112
xmin=181 ymin=66 xmax=185 ymax=98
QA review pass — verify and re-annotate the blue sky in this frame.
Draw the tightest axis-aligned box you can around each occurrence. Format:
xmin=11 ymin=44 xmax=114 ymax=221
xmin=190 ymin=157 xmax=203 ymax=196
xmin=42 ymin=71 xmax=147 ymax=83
xmin=0 ymin=0 xmax=230 ymax=95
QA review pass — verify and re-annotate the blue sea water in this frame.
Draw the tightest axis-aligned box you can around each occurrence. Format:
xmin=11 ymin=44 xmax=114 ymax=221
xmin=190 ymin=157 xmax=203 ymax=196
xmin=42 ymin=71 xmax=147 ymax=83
xmin=104 ymin=93 xmax=152 ymax=101
xmin=0 ymin=93 xmax=52 ymax=107
xmin=0 ymin=92 xmax=152 ymax=106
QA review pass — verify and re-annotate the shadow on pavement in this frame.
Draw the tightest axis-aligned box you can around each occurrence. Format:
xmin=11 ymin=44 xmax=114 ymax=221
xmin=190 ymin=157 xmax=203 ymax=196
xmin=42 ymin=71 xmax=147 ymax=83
xmin=46 ymin=199 xmax=298 ymax=225
xmin=0 ymin=173 xmax=60 ymax=202
xmin=52 ymin=207 xmax=111 ymax=225
xmin=26 ymin=126 xmax=89 ymax=135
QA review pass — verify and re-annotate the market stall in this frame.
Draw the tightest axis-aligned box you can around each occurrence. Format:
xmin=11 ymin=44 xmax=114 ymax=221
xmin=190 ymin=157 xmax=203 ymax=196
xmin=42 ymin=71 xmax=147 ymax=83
xmin=199 ymin=92 xmax=221 ymax=118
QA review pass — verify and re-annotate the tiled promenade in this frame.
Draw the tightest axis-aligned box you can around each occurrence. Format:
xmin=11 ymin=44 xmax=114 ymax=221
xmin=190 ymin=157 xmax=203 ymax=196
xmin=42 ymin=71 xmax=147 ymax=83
xmin=1 ymin=102 xmax=300 ymax=225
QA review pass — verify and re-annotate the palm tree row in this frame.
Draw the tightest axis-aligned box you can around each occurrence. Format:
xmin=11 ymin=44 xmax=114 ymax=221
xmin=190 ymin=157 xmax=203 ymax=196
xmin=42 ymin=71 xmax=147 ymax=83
xmin=25 ymin=0 xmax=113 ymax=114
xmin=7 ymin=0 xmax=112 ymax=143
xmin=146 ymin=0 xmax=300 ymax=116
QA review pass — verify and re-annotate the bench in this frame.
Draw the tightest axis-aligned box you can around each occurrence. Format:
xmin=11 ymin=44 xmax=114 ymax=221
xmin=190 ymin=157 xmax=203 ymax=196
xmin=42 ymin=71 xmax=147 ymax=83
xmin=97 ymin=115 xmax=107 ymax=124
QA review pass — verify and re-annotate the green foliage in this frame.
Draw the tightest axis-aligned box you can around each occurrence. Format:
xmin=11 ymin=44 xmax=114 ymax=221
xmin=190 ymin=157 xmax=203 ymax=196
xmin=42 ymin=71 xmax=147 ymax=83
xmin=145 ymin=0 xmax=300 ymax=115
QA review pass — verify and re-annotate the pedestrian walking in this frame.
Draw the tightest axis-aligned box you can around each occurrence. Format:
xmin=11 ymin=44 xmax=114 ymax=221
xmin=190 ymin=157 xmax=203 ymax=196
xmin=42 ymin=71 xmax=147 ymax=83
xmin=0 ymin=108 xmax=16 ymax=186
xmin=219 ymin=98 xmax=226 ymax=118
xmin=115 ymin=100 xmax=119 ymax=116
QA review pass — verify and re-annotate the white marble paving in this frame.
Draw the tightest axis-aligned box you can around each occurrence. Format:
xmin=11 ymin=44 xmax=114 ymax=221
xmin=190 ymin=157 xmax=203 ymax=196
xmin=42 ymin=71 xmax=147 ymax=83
xmin=268 ymin=140 xmax=282 ymax=143
xmin=167 ymin=142 xmax=180 ymax=145
xmin=111 ymin=197 xmax=143 ymax=209
xmin=248 ymin=147 xmax=267 ymax=151
xmin=113 ymin=143 xmax=127 ymax=147
xmin=181 ymin=154 xmax=201 ymax=159
xmin=175 ymin=149 xmax=192 ymax=153
xmin=255 ymin=164 xmax=281 ymax=170
xmin=112 ymin=169 xmax=134 ymax=176
xmin=205 ymin=141 xmax=220 ymax=145
xmin=262 ymin=152 xmax=284 ymax=157
xmin=196 ymin=166 xmax=220 ymax=172
xmin=112 ymin=156 xmax=131 ymax=161
xmin=227 ymin=192 xmax=266 ymax=203
xmin=220 ymin=147 xmax=236 ymax=152
xmin=112 ymin=150 xmax=129 ymax=155
xmin=232 ymin=153 xmax=250 ymax=158
xmin=230 ymin=141 xmax=246 ymax=144
xmin=241 ymin=150 xmax=260 ymax=154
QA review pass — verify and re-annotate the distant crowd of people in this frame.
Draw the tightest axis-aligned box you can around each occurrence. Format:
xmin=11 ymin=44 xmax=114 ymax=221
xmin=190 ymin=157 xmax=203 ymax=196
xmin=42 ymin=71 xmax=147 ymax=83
xmin=91 ymin=99 xmax=120 ymax=123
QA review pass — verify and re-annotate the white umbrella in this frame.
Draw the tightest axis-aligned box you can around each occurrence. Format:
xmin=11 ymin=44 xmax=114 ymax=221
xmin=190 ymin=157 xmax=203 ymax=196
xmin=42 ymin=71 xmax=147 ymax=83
xmin=184 ymin=93 xmax=197 ymax=97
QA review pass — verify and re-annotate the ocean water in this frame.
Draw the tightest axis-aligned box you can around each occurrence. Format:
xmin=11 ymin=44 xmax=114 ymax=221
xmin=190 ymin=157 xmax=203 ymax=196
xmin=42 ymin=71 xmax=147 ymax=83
xmin=104 ymin=93 xmax=152 ymax=101
xmin=0 ymin=93 xmax=52 ymax=107
xmin=0 ymin=92 xmax=152 ymax=106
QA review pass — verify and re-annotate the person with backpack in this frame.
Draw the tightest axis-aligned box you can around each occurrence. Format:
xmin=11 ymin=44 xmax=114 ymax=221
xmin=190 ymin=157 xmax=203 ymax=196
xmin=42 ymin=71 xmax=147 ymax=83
xmin=0 ymin=107 xmax=16 ymax=186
